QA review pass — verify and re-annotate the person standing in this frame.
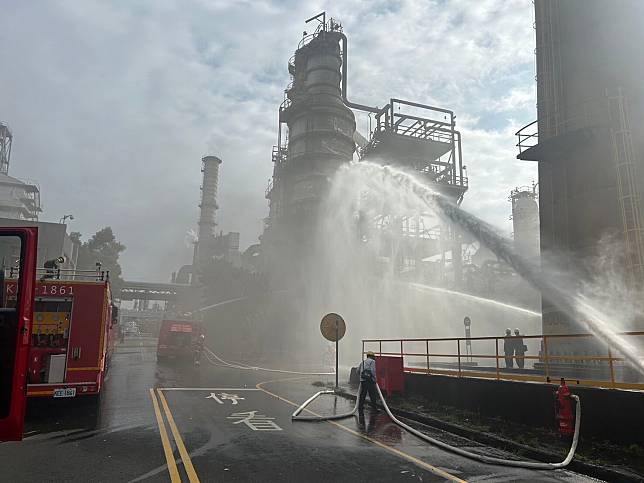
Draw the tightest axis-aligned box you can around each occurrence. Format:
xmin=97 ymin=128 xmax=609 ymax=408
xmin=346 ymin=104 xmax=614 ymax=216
xmin=193 ymin=333 xmax=205 ymax=366
xmin=503 ymin=328 xmax=514 ymax=368
xmin=514 ymin=328 xmax=527 ymax=369
xmin=358 ymin=351 xmax=378 ymax=411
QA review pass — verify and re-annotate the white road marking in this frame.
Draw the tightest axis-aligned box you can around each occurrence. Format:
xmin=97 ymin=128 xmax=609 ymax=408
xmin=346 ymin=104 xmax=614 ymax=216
xmin=158 ymin=387 xmax=261 ymax=391
xmin=227 ymin=411 xmax=283 ymax=431
xmin=205 ymin=393 xmax=223 ymax=404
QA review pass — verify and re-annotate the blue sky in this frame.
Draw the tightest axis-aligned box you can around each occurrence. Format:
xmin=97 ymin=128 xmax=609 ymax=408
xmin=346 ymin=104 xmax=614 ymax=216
xmin=0 ymin=0 xmax=538 ymax=281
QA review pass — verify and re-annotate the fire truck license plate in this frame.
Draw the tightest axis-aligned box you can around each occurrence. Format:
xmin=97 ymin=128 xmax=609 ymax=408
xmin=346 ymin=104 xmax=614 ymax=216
xmin=53 ymin=388 xmax=76 ymax=398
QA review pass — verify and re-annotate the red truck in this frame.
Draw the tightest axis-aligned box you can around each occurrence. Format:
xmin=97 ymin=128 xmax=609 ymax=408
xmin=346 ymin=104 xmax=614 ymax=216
xmin=157 ymin=319 xmax=202 ymax=363
xmin=4 ymin=268 xmax=118 ymax=400
xmin=0 ymin=227 xmax=38 ymax=441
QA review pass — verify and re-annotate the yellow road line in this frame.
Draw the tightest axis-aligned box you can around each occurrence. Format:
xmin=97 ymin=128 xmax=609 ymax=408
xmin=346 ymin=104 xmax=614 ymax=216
xmin=256 ymin=379 xmax=467 ymax=483
xmin=157 ymin=388 xmax=201 ymax=483
xmin=149 ymin=388 xmax=181 ymax=483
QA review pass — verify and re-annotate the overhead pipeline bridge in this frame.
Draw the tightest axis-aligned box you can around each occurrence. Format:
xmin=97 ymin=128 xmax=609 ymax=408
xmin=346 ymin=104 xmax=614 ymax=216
xmin=120 ymin=280 xmax=191 ymax=302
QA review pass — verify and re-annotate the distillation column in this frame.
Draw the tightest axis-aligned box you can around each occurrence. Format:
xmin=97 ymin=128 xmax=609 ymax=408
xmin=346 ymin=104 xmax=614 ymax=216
xmin=265 ymin=23 xmax=356 ymax=284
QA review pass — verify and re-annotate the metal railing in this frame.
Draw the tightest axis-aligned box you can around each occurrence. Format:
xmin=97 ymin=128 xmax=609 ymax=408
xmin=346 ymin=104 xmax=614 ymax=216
xmin=363 ymin=332 xmax=644 ymax=391
xmin=5 ymin=267 xmax=109 ymax=282
xmin=516 ymin=95 xmax=617 ymax=156
xmin=371 ymin=99 xmax=456 ymax=145
xmin=515 ymin=120 xmax=539 ymax=154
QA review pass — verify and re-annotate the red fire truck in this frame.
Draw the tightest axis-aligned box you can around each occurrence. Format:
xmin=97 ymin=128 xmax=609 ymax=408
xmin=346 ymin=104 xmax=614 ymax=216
xmin=157 ymin=319 xmax=202 ymax=363
xmin=0 ymin=227 xmax=38 ymax=441
xmin=4 ymin=267 xmax=118 ymax=400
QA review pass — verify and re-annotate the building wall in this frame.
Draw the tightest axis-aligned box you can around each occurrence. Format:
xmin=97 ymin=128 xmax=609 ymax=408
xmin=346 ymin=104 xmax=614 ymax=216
xmin=0 ymin=218 xmax=78 ymax=270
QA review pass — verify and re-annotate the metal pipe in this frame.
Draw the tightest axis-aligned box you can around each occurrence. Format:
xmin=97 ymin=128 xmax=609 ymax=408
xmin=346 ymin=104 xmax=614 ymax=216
xmin=495 ymin=338 xmax=500 ymax=380
xmin=390 ymin=98 xmax=455 ymax=117
xmin=338 ymin=33 xmax=380 ymax=113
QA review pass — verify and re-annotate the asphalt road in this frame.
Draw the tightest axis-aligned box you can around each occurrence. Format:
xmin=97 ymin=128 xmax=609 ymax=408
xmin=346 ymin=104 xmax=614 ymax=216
xmin=0 ymin=338 xmax=600 ymax=482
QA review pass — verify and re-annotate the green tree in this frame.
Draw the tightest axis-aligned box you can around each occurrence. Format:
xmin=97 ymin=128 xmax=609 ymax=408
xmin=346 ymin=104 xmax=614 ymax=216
xmin=70 ymin=227 xmax=126 ymax=295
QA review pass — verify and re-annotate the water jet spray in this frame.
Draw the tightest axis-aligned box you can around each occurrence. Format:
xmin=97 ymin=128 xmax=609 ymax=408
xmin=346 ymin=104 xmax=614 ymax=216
xmin=349 ymin=162 xmax=644 ymax=376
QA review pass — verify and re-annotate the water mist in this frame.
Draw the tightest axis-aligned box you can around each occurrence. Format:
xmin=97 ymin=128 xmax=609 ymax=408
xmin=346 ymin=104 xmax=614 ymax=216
xmin=297 ymin=161 xmax=542 ymax=370
xmin=339 ymin=161 xmax=644 ymax=376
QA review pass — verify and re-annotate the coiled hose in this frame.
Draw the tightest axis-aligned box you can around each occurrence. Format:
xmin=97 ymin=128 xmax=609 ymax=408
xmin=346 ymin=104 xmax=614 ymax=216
xmin=293 ymin=382 xmax=581 ymax=470
xmin=291 ymin=385 xmax=360 ymax=421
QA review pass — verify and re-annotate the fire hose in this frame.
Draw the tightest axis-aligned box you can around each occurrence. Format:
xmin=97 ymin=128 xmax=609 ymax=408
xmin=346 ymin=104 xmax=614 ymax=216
xmin=203 ymin=346 xmax=335 ymax=376
xmin=291 ymin=386 xmax=360 ymax=421
xmin=201 ymin=339 xmax=581 ymax=469
xmin=293 ymin=382 xmax=581 ymax=470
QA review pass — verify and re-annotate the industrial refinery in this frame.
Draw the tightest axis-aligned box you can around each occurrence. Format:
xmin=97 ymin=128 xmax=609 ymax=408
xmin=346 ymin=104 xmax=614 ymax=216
xmin=1 ymin=1 xmax=644 ymax=481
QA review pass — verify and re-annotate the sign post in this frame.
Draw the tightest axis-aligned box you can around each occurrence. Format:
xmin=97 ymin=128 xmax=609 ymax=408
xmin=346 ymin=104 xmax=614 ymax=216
xmin=464 ymin=316 xmax=472 ymax=363
xmin=320 ymin=313 xmax=346 ymax=390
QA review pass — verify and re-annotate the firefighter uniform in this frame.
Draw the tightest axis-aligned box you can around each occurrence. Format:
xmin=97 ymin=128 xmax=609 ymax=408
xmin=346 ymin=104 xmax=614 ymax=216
xmin=358 ymin=352 xmax=378 ymax=411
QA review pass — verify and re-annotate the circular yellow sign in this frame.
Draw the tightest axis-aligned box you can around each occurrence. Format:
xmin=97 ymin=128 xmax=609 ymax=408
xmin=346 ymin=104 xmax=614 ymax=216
xmin=320 ymin=313 xmax=346 ymax=342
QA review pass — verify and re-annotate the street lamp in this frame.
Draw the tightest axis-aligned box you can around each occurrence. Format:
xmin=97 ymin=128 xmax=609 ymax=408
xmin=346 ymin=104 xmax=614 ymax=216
xmin=59 ymin=214 xmax=74 ymax=224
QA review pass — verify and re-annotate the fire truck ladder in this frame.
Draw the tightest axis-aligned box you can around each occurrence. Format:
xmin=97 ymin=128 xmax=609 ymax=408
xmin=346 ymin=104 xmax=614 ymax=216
xmin=608 ymin=88 xmax=644 ymax=284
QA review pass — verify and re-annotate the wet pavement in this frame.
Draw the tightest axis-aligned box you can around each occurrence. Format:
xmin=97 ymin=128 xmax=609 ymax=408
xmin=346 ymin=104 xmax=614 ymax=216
xmin=0 ymin=338 xmax=600 ymax=482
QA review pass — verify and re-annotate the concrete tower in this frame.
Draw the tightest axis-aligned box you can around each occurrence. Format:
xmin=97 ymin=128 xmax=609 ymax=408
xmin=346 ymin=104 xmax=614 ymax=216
xmin=517 ymin=0 xmax=644 ymax=343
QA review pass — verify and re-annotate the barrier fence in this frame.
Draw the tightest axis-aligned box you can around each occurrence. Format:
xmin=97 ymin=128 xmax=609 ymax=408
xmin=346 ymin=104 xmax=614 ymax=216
xmin=362 ymin=332 xmax=644 ymax=391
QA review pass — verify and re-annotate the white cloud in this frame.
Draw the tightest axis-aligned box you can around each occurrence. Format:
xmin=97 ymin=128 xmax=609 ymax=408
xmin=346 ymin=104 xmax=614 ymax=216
xmin=0 ymin=0 xmax=538 ymax=280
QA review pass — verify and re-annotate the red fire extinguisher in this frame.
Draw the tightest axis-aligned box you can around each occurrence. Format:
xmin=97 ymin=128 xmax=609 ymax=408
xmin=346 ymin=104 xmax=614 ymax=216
xmin=555 ymin=377 xmax=575 ymax=438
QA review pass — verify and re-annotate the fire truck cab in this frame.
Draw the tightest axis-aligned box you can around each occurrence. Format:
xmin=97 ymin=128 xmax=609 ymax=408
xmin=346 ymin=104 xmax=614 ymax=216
xmin=4 ymin=267 xmax=117 ymax=400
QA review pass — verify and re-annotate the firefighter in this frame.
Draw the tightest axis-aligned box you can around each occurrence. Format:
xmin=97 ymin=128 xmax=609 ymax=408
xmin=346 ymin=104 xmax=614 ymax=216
xmin=358 ymin=351 xmax=378 ymax=412
xmin=193 ymin=333 xmax=205 ymax=366
xmin=503 ymin=328 xmax=514 ymax=368
xmin=42 ymin=256 xmax=65 ymax=280
xmin=555 ymin=377 xmax=575 ymax=439
xmin=514 ymin=328 xmax=527 ymax=369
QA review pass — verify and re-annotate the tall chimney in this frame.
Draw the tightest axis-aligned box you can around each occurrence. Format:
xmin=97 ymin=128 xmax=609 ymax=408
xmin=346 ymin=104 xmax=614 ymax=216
xmin=194 ymin=155 xmax=222 ymax=269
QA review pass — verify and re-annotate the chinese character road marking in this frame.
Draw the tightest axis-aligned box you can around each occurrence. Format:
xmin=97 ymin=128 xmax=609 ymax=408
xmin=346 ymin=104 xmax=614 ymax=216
xmin=205 ymin=392 xmax=245 ymax=405
xmin=227 ymin=411 xmax=283 ymax=431
xmin=219 ymin=393 xmax=244 ymax=405
xmin=205 ymin=393 xmax=223 ymax=404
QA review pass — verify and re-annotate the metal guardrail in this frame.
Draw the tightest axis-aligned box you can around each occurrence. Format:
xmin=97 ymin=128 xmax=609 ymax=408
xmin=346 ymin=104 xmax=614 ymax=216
xmin=515 ymin=95 xmax=616 ymax=156
xmin=4 ymin=267 xmax=109 ymax=282
xmin=363 ymin=332 xmax=644 ymax=391
xmin=516 ymin=120 xmax=538 ymax=154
